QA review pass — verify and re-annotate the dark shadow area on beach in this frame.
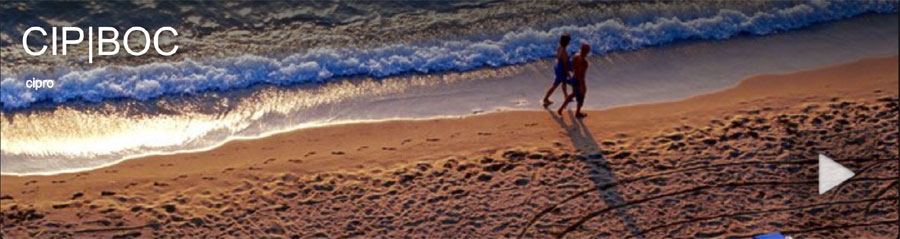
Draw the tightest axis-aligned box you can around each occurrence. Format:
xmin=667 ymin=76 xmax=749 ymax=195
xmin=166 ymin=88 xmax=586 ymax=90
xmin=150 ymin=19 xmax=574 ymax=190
xmin=546 ymin=109 xmax=642 ymax=237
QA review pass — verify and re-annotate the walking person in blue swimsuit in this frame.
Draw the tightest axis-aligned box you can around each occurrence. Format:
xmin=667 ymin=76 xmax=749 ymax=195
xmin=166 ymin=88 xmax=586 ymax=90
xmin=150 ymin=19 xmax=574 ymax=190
xmin=542 ymin=33 xmax=572 ymax=107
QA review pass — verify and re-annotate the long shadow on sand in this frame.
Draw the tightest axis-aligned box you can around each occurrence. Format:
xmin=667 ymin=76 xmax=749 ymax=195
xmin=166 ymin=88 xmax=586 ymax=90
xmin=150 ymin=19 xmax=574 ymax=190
xmin=546 ymin=109 xmax=642 ymax=237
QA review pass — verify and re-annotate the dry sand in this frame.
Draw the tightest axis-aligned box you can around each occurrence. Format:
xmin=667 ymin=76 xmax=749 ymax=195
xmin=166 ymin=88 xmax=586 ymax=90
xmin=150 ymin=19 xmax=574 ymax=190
xmin=1 ymin=56 xmax=897 ymax=238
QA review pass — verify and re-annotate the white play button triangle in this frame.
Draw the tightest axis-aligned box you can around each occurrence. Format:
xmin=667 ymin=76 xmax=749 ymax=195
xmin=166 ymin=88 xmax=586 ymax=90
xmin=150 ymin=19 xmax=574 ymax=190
xmin=818 ymin=154 xmax=855 ymax=195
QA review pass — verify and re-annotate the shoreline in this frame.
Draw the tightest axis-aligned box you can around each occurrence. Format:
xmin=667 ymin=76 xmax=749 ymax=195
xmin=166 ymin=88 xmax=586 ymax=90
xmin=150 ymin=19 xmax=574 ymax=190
xmin=0 ymin=54 xmax=894 ymax=191
xmin=3 ymin=13 xmax=897 ymax=175
xmin=1 ymin=54 xmax=897 ymax=177
xmin=0 ymin=55 xmax=896 ymax=238
xmin=3 ymin=5 xmax=896 ymax=109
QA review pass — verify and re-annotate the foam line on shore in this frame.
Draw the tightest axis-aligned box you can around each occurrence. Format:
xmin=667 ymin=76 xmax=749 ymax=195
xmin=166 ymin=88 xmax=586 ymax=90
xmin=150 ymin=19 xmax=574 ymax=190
xmin=2 ymin=1 xmax=896 ymax=110
xmin=3 ymin=54 xmax=896 ymax=177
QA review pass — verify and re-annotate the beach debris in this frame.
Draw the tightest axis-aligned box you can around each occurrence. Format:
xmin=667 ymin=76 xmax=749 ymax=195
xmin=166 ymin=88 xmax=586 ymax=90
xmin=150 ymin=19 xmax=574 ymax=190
xmin=754 ymin=232 xmax=792 ymax=239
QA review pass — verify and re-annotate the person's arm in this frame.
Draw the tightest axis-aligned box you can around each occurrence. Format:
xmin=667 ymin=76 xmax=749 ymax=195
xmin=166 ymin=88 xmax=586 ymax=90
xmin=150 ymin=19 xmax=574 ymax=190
xmin=556 ymin=47 xmax=565 ymax=64
xmin=557 ymin=48 xmax=570 ymax=78
xmin=555 ymin=47 xmax=570 ymax=96
xmin=580 ymin=61 xmax=588 ymax=93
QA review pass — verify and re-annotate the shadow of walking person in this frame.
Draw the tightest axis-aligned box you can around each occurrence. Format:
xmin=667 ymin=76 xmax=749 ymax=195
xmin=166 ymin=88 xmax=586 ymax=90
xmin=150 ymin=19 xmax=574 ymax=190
xmin=545 ymin=109 xmax=643 ymax=238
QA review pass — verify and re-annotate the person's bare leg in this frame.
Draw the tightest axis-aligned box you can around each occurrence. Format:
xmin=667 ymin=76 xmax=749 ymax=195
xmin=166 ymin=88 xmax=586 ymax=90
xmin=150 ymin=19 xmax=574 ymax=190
xmin=575 ymin=100 xmax=587 ymax=118
xmin=557 ymin=94 xmax=574 ymax=115
xmin=542 ymin=83 xmax=560 ymax=107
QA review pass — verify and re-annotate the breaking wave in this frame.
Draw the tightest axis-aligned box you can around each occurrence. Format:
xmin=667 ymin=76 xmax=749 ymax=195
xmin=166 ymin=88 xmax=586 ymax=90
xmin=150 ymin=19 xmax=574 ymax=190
xmin=1 ymin=0 xmax=897 ymax=110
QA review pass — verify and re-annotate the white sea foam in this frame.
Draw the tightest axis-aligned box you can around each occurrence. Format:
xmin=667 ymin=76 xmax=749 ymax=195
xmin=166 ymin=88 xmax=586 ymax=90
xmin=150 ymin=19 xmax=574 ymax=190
xmin=2 ymin=1 xmax=896 ymax=110
xmin=1 ymin=12 xmax=898 ymax=175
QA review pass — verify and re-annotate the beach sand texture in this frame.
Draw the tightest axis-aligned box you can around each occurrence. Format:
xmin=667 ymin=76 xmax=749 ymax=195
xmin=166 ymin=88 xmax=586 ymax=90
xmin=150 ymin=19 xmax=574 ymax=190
xmin=1 ymin=56 xmax=897 ymax=238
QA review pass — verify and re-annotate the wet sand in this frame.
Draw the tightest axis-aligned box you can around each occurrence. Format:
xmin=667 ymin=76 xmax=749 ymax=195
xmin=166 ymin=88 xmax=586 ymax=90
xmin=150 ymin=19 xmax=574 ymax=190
xmin=1 ymin=56 xmax=897 ymax=238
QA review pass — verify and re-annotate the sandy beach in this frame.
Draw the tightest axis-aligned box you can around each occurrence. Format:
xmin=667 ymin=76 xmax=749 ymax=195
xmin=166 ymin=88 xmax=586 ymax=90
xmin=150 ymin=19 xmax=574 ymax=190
xmin=1 ymin=55 xmax=897 ymax=238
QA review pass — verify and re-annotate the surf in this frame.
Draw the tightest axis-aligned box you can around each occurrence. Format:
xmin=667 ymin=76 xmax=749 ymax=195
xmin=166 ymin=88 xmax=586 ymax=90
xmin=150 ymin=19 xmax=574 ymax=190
xmin=2 ymin=0 xmax=896 ymax=110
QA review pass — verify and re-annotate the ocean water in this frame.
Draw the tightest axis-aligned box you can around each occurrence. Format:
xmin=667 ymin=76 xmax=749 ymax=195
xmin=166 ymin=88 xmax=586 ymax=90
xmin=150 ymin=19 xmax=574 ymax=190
xmin=1 ymin=1 xmax=898 ymax=175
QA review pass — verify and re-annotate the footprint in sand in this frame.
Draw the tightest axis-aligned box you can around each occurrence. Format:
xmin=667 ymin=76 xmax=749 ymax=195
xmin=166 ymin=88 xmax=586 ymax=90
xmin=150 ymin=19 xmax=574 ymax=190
xmin=52 ymin=203 xmax=71 ymax=209
xmin=426 ymin=138 xmax=440 ymax=142
xmin=514 ymin=178 xmax=530 ymax=186
xmin=332 ymin=151 xmax=345 ymax=155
